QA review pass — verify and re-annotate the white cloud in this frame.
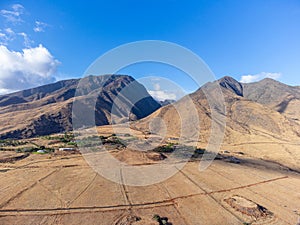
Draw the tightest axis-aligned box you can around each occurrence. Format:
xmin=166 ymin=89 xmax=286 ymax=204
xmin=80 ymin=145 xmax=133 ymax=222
xmin=240 ymin=72 xmax=281 ymax=83
xmin=0 ymin=44 xmax=60 ymax=94
xmin=5 ymin=28 xmax=14 ymax=34
xmin=0 ymin=28 xmax=15 ymax=45
xmin=0 ymin=5 xmax=50 ymax=48
xmin=0 ymin=88 xmax=12 ymax=95
xmin=153 ymin=83 xmax=160 ymax=91
xmin=139 ymin=77 xmax=186 ymax=101
xmin=240 ymin=75 xmax=260 ymax=83
xmin=18 ymin=32 xmax=33 ymax=47
xmin=33 ymin=21 xmax=49 ymax=32
xmin=148 ymin=81 xmax=177 ymax=101
xmin=0 ymin=28 xmax=33 ymax=47
xmin=148 ymin=90 xmax=177 ymax=101
xmin=0 ymin=4 xmax=24 ymax=23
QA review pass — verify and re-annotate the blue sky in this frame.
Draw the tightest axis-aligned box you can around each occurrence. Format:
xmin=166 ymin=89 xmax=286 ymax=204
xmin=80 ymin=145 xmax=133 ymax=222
xmin=0 ymin=0 xmax=300 ymax=98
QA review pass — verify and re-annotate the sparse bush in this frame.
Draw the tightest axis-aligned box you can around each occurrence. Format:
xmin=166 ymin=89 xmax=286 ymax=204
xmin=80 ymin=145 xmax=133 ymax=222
xmin=153 ymin=144 xmax=175 ymax=153
xmin=153 ymin=215 xmax=161 ymax=222
xmin=15 ymin=147 xmax=39 ymax=153
xmin=77 ymin=135 xmax=126 ymax=148
xmin=15 ymin=146 xmax=54 ymax=154
xmin=67 ymin=141 xmax=77 ymax=146
xmin=42 ymin=132 xmax=75 ymax=143
xmin=191 ymin=148 xmax=206 ymax=158
xmin=0 ymin=139 xmax=28 ymax=147
xmin=152 ymin=214 xmax=172 ymax=225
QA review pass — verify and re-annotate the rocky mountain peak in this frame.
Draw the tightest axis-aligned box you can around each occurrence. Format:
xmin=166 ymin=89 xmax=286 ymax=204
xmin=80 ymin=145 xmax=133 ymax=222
xmin=218 ymin=76 xmax=243 ymax=96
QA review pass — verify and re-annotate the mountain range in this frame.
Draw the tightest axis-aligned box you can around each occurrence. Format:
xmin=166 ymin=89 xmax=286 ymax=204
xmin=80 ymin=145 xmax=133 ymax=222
xmin=1 ymin=75 xmax=300 ymax=143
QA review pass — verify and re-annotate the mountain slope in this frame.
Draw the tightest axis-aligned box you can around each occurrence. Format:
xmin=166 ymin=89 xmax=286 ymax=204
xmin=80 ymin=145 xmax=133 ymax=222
xmin=133 ymin=76 xmax=300 ymax=169
xmin=242 ymin=78 xmax=300 ymax=120
xmin=0 ymin=75 xmax=160 ymax=139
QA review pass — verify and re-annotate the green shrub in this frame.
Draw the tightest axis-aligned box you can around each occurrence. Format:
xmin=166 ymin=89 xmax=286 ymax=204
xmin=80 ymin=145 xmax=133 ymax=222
xmin=67 ymin=141 xmax=77 ymax=146
xmin=0 ymin=139 xmax=28 ymax=147
xmin=191 ymin=148 xmax=206 ymax=158
xmin=153 ymin=145 xmax=174 ymax=153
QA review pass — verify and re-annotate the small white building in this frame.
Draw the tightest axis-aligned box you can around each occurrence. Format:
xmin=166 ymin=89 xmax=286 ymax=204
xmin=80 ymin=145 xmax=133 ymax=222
xmin=59 ymin=148 xmax=75 ymax=151
xmin=37 ymin=150 xmax=46 ymax=154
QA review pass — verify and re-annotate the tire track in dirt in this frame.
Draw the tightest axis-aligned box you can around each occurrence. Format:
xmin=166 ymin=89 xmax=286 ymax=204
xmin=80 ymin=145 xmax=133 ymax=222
xmin=119 ymin=168 xmax=131 ymax=206
xmin=228 ymin=141 xmax=300 ymax=146
xmin=38 ymin=182 xmax=65 ymax=208
xmin=0 ymin=201 xmax=174 ymax=215
xmin=177 ymin=168 xmax=247 ymax=223
xmin=159 ymin=183 xmax=191 ymax=225
xmin=0 ymin=169 xmax=59 ymax=208
xmin=112 ymin=168 xmax=134 ymax=225
xmin=14 ymin=156 xmax=82 ymax=169
xmin=67 ymin=172 xmax=98 ymax=207
xmin=208 ymin=175 xmax=288 ymax=194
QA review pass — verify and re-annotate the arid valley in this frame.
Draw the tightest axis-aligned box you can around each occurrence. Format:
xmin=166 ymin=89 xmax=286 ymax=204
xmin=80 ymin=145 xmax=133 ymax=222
xmin=0 ymin=75 xmax=299 ymax=225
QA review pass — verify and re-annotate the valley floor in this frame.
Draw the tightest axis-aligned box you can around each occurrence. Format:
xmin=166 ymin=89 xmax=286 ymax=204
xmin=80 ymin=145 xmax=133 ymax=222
xmin=0 ymin=152 xmax=299 ymax=225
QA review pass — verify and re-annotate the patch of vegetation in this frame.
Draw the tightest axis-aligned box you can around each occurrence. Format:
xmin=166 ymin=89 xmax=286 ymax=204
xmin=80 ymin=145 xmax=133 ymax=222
xmin=77 ymin=134 xmax=126 ymax=149
xmin=152 ymin=145 xmax=211 ymax=160
xmin=0 ymin=139 xmax=28 ymax=147
xmin=122 ymin=136 xmax=138 ymax=144
xmin=15 ymin=146 xmax=54 ymax=154
xmin=152 ymin=214 xmax=172 ymax=225
xmin=67 ymin=141 xmax=77 ymax=146
xmin=153 ymin=143 xmax=175 ymax=153
xmin=42 ymin=132 xmax=75 ymax=143
xmin=104 ymin=137 xmax=125 ymax=146
xmin=191 ymin=148 xmax=206 ymax=158
xmin=77 ymin=135 xmax=104 ymax=148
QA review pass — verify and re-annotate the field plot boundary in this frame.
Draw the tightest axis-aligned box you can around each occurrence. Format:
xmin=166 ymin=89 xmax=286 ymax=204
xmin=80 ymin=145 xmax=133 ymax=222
xmin=0 ymin=175 xmax=288 ymax=216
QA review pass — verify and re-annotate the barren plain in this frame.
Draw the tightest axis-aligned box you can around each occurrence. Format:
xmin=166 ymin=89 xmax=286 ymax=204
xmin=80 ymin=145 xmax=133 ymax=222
xmin=0 ymin=128 xmax=299 ymax=225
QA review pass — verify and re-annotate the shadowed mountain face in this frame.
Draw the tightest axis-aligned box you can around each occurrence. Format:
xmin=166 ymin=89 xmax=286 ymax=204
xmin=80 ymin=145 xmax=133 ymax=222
xmin=0 ymin=75 xmax=161 ymax=139
xmin=218 ymin=76 xmax=244 ymax=97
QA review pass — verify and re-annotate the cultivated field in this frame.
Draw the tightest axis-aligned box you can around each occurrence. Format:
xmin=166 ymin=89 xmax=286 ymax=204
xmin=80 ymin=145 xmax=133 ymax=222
xmin=0 ymin=145 xmax=299 ymax=225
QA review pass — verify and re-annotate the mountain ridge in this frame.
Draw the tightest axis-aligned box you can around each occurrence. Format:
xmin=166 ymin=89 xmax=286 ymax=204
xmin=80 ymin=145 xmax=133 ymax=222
xmin=1 ymin=75 xmax=300 ymax=142
xmin=0 ymin=74 xmax=161 ymax=139
xmin=132 ymin=76 xmax=300 ymax=169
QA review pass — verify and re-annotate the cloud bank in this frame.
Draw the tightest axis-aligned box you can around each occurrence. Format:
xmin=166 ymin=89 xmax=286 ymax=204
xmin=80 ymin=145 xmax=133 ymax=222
xmin=0 ymin=44 xmax=59 ymax=94
xmin=240 ymin=72 xmax=281 ymax=83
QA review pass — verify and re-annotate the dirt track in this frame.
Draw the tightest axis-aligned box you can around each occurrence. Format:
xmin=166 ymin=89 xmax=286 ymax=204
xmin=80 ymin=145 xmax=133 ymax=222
xmin=0 ymin=153 xmax=299 ymax=225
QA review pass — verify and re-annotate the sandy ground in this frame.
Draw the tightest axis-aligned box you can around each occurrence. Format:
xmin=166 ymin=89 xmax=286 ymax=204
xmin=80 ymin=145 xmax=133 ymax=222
xmin=0 ymin=151 xmax=299 ymax=225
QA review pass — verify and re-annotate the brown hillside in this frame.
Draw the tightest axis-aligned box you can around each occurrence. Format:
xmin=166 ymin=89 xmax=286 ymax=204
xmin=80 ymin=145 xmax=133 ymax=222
xmin=0 ymin=75 xmax=160 ymax=139
xmin=133 ymin=77 xmax=300 ymax=170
